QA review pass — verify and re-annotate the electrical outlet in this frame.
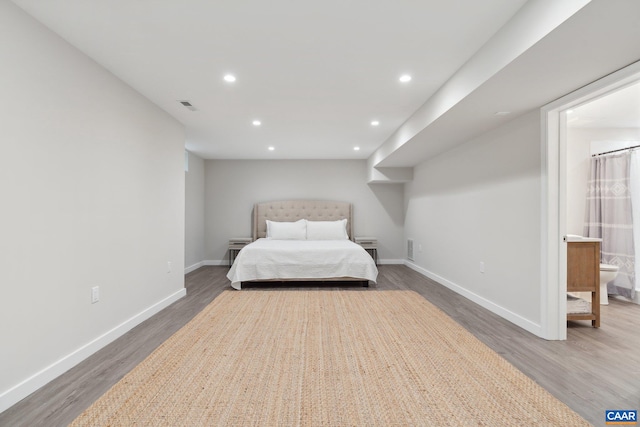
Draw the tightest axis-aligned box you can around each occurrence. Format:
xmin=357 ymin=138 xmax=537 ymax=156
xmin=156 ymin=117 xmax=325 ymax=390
xmin=91 ymin=286 xmax=100 ymax=304
xmin=167 ymin=261 xmax=172 ymax=273
xmin=479 ymin=262 xmax=485 ymax=274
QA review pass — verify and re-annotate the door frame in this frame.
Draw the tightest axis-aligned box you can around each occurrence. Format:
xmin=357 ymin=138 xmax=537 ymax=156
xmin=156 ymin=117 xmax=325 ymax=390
xmin=541 ymin=60 xmax=640 ymax=340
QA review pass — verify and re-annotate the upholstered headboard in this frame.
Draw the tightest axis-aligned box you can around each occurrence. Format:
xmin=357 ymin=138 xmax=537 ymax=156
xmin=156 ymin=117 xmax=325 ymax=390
xmin=253 ymin=200 xmax=353 ymax=241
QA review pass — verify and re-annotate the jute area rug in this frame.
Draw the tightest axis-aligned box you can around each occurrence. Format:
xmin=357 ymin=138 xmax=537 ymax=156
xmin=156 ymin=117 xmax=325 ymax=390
xmin=72 ymin=290 xmax=589 ymax=426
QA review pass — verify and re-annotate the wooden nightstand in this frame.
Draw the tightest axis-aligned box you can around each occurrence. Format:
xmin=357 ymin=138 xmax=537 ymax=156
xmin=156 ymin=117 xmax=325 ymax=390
xmin=355 ymin=237 xmax=378 ymax=265
xmin=228 ymin=238 xmax=251 ymax=267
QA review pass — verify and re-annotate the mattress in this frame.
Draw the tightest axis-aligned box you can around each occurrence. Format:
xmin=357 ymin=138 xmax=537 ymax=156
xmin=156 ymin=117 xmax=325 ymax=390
xmin=227 ymin=238 xmax=378 ymax=290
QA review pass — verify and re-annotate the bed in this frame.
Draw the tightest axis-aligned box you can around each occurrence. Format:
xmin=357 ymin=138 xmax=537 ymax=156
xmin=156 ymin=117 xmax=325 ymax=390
xmin=226 ymin=200 xmax=378 ymax=290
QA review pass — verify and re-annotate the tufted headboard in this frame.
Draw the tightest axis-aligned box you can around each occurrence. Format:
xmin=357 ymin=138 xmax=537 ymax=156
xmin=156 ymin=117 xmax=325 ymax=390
xmin=253 ymin=200 xmax=353 ymax=241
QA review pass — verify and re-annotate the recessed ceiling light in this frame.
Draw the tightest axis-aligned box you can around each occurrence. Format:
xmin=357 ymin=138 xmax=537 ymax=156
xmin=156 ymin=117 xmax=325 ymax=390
xmin=371 ymin=120 xmax=380 ymax=126
xmin=399 ymin=74 xmax=412 ymax=83
xmin=354 ymin=146 xmax=360 ymax=151
xmin=494 ymin=111 xmax=511 ymax=116
xmin=567 ymin=109 xmax=574 ymax=114
xmin=223 ymin=74 xmax=236 ymax=83
xmin=252 ymin=120 xmax=261 ymax=126
xmin=268 ymin=146 xmax=275 ymax=151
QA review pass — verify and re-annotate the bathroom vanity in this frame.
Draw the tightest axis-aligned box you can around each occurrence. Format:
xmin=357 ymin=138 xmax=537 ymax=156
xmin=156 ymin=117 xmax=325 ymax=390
xmin=566 ymin=237 xmax=601 ymax=327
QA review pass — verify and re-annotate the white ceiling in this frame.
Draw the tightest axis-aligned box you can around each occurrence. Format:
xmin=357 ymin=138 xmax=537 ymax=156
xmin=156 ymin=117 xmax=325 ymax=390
xmin=568 ymin=81 xmax=640 ymax=129
xmin=374 ymin=0 xmax=640 ymax=168
xmin=10 ymin=0 xmax=528 ymax=160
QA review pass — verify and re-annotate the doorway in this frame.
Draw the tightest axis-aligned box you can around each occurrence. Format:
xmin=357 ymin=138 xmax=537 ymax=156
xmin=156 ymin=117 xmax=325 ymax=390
xmin=542 ymin=60 xmax=640 ymax=340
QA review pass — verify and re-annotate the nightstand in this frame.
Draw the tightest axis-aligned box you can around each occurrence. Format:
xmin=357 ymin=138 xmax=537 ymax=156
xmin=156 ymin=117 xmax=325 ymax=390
xmin=355 ymin=237 xmax=378 ymax=265
xmin=228 ymin=238 xmax=251 ymax=267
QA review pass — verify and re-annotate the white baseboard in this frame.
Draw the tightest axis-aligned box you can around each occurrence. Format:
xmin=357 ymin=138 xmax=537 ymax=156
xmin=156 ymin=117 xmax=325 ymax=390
xmin=379 ymin=259 xmax=404 ymax=265
xmin=404 ymin=260 xmax=543 ymax=337
xmin=204 ymin=260 xmax=227 ymax=267
xmin=184 ymin=261 xmax=204 ymax=274
xmin=0 ymin=288 xmax=186 ymax=413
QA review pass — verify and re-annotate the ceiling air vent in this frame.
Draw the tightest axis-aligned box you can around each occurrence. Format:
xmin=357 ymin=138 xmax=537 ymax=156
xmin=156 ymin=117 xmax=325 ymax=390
xmin=178 ymin=100 xmax=197 ymax=111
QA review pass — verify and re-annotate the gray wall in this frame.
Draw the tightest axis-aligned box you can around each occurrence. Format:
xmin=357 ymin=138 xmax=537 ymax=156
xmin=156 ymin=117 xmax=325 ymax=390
xmin=404 ymin=111 xmax=543 ymax=334
xmin=185 ymin=151 xmax=206 ymax=271
xmin=204 ymin=159 xmax=404 ymax=263
xmin=0 ymin=2 xmax=185 ymax=409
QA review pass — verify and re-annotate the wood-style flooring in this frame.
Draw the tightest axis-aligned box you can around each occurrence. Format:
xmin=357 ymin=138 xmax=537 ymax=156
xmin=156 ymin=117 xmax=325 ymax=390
xmin=1 ymin=265 xmax=638 ymax=426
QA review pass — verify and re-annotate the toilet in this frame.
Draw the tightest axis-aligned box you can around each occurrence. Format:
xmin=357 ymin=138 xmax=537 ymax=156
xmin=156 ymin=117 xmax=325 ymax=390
xmin=599 ymin=263 xmax=619 ymax=305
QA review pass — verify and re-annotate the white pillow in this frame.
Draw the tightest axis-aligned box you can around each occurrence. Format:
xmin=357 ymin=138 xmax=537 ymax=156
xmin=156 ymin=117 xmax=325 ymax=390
xmin=306 ymin=219 xmax=348 ymax=240
xmin=266 ymin=219 xmax=307 ymax=240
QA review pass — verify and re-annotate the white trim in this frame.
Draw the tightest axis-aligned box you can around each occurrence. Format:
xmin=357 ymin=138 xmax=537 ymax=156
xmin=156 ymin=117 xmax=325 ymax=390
xmin=540 ymin=104 xmax=565 ymax=340
xmin=0 ymin=288 xmax=186 ymax=413
xmin=541 ymin=59 xmax=640 ymax=341
xmin=184 ymin=261 xmax=204 ymax=274
xmin=203 ymin=259 xmax=228 ymax=266
xmin=378 ymin=259 xmax=404 ymax=265
xmin=404 ymin=260 xmax=543 ymax=337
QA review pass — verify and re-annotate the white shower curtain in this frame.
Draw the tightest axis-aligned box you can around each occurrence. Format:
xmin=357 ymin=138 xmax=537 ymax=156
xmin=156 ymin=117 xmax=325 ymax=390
xmin=584 ymin=151 xmax=636 ymax=299
xmin=631 ymin=150 xmax=640 ymax=296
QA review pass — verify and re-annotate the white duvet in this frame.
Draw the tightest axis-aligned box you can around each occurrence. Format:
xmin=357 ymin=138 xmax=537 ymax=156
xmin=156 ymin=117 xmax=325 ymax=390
xmin=227 ymin=238 xmax=378 ymax=290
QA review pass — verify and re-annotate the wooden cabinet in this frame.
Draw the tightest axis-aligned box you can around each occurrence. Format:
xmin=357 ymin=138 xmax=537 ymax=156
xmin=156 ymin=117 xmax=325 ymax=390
xmin=566 ymin=240 xmax=600 ymax=327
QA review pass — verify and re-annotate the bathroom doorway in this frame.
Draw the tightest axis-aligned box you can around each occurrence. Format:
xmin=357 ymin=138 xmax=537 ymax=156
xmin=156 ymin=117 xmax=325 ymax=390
xmin=566 ymin=82 xmax=640 ymax=304
xmin=542 ymin=60 xmax=640 ymax=340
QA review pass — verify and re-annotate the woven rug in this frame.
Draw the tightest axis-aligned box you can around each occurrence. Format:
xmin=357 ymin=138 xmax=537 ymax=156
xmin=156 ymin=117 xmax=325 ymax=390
xmin=71 ymin=290 xmax=590 ymax=426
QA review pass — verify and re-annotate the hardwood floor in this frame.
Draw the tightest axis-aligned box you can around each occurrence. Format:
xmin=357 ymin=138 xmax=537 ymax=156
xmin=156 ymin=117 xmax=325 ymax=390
xmin=1 ymin=265 xmax=638 ymax=426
